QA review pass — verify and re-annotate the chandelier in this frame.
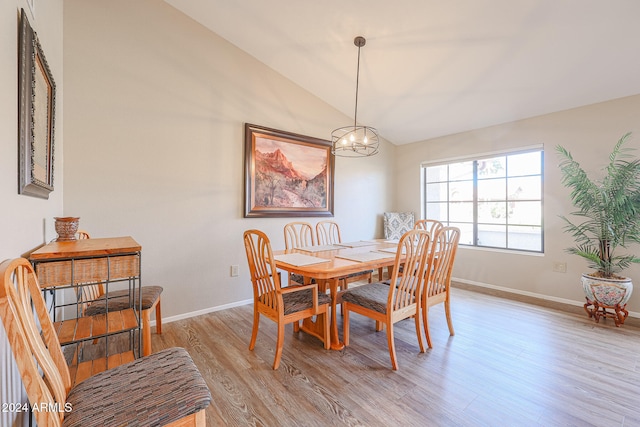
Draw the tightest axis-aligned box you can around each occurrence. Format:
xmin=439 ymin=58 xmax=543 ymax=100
xmin=331 ymin=36 xmax=379 ymax=157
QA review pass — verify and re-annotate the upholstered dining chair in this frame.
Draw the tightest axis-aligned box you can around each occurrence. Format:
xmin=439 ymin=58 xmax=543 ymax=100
xmin=383 ymin=212 xmax=415 ymax=240
xmin=244 ymin=229 xmax=331 ymax=370
xmin=316 ymin=220 xmax=372 ymax=293
xmin=76 ymin=230 xmax=162 ymax=357
xmin=422 ymin=226 xmax=461 ymax=348
xmin=341 ymin=229 xmax=432 ymax=370
xmin=0 ymin=258 xmax=211 ymax=427
xmin=283 ymin=221 xmax=316 ymax=286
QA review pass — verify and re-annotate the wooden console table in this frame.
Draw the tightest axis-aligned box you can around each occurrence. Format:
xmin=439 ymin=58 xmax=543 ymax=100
xmin=30 ymin=236 xmax=142 ymax=384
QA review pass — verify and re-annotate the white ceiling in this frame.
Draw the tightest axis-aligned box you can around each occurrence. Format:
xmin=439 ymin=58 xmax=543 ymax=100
xmin=164 ymin=0 xmax=640 ymax=145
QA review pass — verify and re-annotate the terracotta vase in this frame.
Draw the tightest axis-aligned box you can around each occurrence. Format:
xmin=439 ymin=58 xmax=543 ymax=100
xmin=54 ymin=217 xmax=80 ymax=242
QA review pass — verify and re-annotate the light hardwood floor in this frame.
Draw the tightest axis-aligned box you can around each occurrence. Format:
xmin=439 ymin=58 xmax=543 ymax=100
xmin=152 ymin=286 xmax=640 ymax=427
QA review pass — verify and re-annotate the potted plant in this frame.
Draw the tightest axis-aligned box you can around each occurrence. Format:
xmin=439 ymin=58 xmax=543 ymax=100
xmin=556 ymin=132 xmax=640 ymax=326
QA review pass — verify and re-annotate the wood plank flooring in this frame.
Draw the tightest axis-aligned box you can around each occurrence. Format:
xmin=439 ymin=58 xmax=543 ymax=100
xmin=152 ymin=287 xmax=640 ymax=427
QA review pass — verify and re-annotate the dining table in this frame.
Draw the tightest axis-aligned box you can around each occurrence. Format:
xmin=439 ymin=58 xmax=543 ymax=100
xmin=272 ymin=239 xmax=401 ymax=350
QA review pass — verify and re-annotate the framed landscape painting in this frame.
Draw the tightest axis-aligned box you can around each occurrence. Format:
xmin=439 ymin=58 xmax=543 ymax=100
xmin=244 ymin=123 xmax=334 ymax=218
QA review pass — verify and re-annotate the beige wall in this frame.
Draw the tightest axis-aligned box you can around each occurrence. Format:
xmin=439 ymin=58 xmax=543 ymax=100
xmin=62 ymin=0 xmax=395 ymax=319
xmin=0 ymin=2 xmax=64 ymax=260
xmin=396 ymin=95 xmax=640 ymax=315
xmin=0 ymin=2 xmax=64 ymax=424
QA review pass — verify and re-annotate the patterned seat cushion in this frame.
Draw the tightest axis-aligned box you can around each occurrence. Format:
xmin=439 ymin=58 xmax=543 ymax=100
xmin=282 ymin=288 xmax=331 ymax=315
xmin=384 ymin=212 xmax=415 ymax=240
xmin=341 ymin=282 xmax=393 ymax=314
xmin=84 ymin=286 xmax=163 ymax=315
xmin=63 ymin=347 xmax=211 ymax=427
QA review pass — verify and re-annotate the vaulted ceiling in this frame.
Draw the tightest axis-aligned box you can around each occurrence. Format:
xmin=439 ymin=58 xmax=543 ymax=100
xmin=165 ymin=0 xmax=640 ymax=145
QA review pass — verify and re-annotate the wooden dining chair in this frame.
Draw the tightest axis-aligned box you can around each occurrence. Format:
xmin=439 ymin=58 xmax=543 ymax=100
xmin=283 ymin=221 xmax=318 ymax=287
xmin=341 ymin=229 xmax=432 ymax=370
xmin=316 ymin=220 xmax=372 ymax=293
xmin=244 ymin=229 xmax=331 ymax=370
xmin=76 ymin=230 xmax=162 ymax=357
xmin=422 ymin=226 xmax=461 ymax=348
xmin=0 ymin=258 xmax=211 ymax=427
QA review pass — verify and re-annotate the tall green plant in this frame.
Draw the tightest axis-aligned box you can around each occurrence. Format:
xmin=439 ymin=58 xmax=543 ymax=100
xmin=556 ymin=132 xmax=640 ymax=278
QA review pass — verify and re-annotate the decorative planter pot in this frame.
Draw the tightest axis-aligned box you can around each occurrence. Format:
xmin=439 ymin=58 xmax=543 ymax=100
xmin=581 ymin=273 xmax=633 ymax=326
xmin=54 ymin=217 xmax=80 ymax=242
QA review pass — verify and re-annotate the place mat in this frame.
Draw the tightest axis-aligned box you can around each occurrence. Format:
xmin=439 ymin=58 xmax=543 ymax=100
xmin=273 ymin=253 xmax=330 ymax=267
xmin=377 ymin=246 xmax=406 ymax=254
xmin=336 ymin=251 xmax=395 ymax=263
xmin=335 ymin=241 xmax=377 ymax=248
xmin=297 ymin=245 xmax=341 ymax=253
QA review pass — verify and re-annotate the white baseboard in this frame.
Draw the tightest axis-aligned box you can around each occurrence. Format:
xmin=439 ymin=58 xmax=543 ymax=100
xmin=148 ymin=298 xmax=252 ymax=327
xmin=453 ymin=277 xmax=640 ymax=319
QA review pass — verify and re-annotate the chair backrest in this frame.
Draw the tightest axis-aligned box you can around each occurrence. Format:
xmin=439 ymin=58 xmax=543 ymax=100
xmin=73 ymin=230 xmax=104 ymax=309
xmin=316 ymin=221 xmax=342 ymax=245
xmin=387 ymin=229 xmax=432 ymax=312
xmin=383 ymin=212 xmax=415 ymax=240
xmin=76 ymin=230 xmax=91 ymax=240
xmin=424 ymin=227 xmax=461 ymax=303
xmin=0 ymin=258 xmax=72 ymax=427
xmin=284 ymin=222 xmax=315 ymax=249
xmin=244 ymin=230 xmax=282 ymax=310
xmin=414 ymin=219 xmax=443 ymax=237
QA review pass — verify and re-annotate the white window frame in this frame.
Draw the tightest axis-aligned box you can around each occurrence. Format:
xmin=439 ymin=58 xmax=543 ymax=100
xmin=421 ymin=146 xmax=544 ymax=253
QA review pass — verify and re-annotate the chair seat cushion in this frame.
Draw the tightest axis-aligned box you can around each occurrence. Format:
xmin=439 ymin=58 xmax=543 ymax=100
xmin=341 ymin=282 xmax=392 ymax=314
xmin=84 ymin=286 xmax=163 ymax=315
xmin=63 ymin=347 xmax=211 ymax=427
xmin=283 ymin=289 xmax=331 ymax=315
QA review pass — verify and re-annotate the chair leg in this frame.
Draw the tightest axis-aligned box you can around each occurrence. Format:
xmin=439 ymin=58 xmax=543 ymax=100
xmin=142 ymin=308 xmax=152 ymax=356
xmin=343 ymin=305 xmax=350 ymax=346
xmin=414 ymin=308 xmax=425 ymax=353
xmin=249 ymin=308 xmax=260 ymax=351
xmin=155 ymin=297 xmax=162 ymax=334
xmin=445 ymin=299 xmax=455 ymax=336
xmin=386 ymin=321 xmax=398 ymax=370
xmin=375 ymin=320 xmax=383 ymax=331
xmin=423 ymin=306 xmax=433 ymax=349
xmin=322 ymin=311 xmax=330 ymax=349
xmin=273 ymin=322 xmax=285 ymax=370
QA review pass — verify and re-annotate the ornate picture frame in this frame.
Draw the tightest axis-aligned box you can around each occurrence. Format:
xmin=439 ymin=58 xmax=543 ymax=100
xmin=244 ymin=123 xmax=334 ymax=218
xmin=18 ymin=8 xmax=56 ymax=199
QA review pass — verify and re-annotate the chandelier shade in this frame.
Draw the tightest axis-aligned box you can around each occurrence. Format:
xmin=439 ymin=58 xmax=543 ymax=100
xmin=331 ymin=36 xmax=379 ymax=158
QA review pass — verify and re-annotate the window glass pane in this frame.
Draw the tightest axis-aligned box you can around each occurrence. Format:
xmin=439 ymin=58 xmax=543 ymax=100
xmin=478 ymin=201 xmax=507 ymax=224
xmin=508 ymin=176 xmax=541 ymax=200
xmin=425 ymin=202 xmax=447 ymax=221
xmin=508 ymin=201 xmax=542 ymax=226
xmin=425 ymin=165 xmax=448 ymax=183
xmin=422 ymin=149 xmax=543 ymax=253
xmin=478 ymin=156 xmax=506 ymax=179
xmin=508 ymin=225 xmax=542 ymax=251
xmin=451 ymin=222 xmax=474 ymax=245
xmin=449 ymin=162 xmax=473 ymax=181
xmin=449 ymin=202 xmax=473 ymax=222
xmin=426 ymin=182 xmax=448 ymax=202
xmin=508 ymin=151 xmax=541 ymax=177
xmin=450 ymin=180 xmax=473 ymax=201
xmin=478 ymin=224 xmax=506 ymax=247
xmin=477 ymin=178 xmax=506 ymax=202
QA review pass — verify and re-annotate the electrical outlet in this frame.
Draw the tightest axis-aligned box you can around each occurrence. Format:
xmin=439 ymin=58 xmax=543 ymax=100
xmin=230 ymin=265 xmax=239 ymax=277
xmin=552 ymin=262 xmax=567 ymax=273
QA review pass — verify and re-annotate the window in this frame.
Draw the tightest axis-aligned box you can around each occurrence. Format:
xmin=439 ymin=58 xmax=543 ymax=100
xmin=422 ymin=149 xmax=543 ymax=252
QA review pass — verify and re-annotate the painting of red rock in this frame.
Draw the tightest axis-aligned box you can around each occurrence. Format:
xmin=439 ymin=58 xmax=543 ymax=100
xmin=254 ymin=137 xmax=327 ymax=208
xmin=244 ymin=124 xmax=334 ymax=217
